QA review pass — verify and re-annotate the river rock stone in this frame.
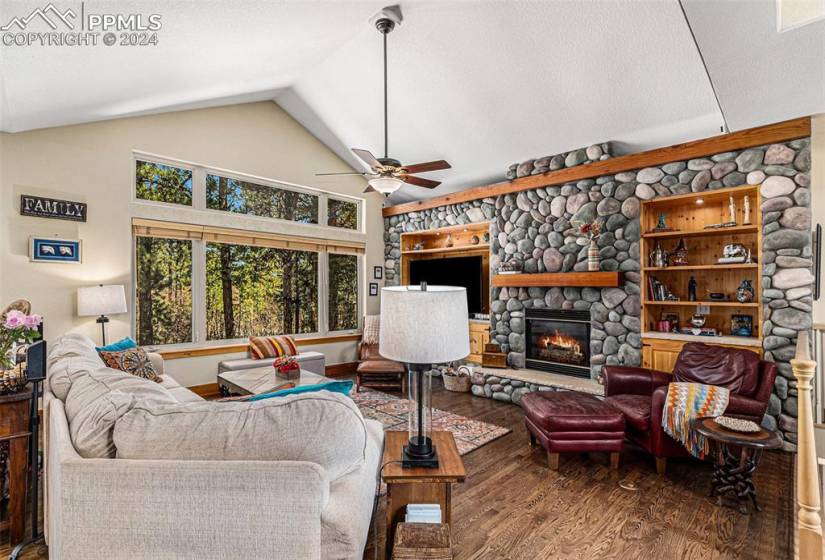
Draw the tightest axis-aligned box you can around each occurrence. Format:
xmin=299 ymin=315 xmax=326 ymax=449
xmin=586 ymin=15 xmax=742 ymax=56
xmin=550 ymin=196 xmax=566 ymax=218
xmin=597 ymin=197 xmax=621 ymax=216
xmin=691 ymin=170 xmax=711 ymax=191
xmin=621 ymin=197 xmax=640 ymax=219
xmin=635 ymin=183 xmax=656 ymax=200
xmin=795 ymin=146 xmax=811 ymax=172
xmin=566 ymin=192 xmax=589 ymax=214
xmin=736 ymin=149 xmax=764 ymax=172
xmin=636 ymin=167 xmax=664 ymax=183
xmin=571 ymin=202 xmax=597 ymax=225
xmin=711 ymin=161 xmax=736 ymax=179
xmin=542 ymin=248 xmax=563 ymax=272
xmin=771 ymin=307 xmax=812 ymax=331
xmin=779 ymin=207 xmax=811 ymax=230
xmin=772 ymin=268 xmax=815 ymax=290
xmin=764 ymin=229 xmax=810 ymax=250
xmin=761 ymin=197 xmax=793 ymax=213
xmin=565 ymin=149 xmax=587 ymax=167
xmin=764 ymin=144 xmax=795 ymax=165
xmin=761 ymin=176 xmax=796 ymax=198
xmin=747 ymin=170 xmax=766 ymax=185
xmin=601 ymin=288 xmax=627 ymax=309
xmin=688 ymin=158 xmax=714 ymax=171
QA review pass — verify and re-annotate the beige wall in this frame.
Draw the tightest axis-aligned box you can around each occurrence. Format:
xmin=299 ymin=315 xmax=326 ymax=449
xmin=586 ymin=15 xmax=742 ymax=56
xmin=812 ymin=114 xmax=825 ymax=323
xmin=0 ymin=101 xmax=385 ymax=386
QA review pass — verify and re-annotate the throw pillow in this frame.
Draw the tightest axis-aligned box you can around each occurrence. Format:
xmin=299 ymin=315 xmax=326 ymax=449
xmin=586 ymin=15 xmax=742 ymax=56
xmin=99 ymin=347 xmax=162 ymax=383
xmin=362 ymin=315 xmax=380 ymax=345
xmin=247 ymin=380 xmax=353 ymax=401
xmin=95 ymin=337 xmax=138 ymax=353
xmin=249 ymin=335 xmax=298 ymax=360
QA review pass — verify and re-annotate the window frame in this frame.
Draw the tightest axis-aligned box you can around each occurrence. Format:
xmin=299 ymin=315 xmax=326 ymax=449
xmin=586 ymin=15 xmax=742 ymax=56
xmin=130 ymin=152 xmax=365 ymax=349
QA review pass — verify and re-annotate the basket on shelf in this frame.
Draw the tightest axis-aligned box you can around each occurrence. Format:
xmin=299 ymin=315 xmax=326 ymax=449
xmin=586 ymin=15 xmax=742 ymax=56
xmin=0 ymin=363 xmax=28 ymax=395
xmin=442 ymin=365 xmax=472 ymax=393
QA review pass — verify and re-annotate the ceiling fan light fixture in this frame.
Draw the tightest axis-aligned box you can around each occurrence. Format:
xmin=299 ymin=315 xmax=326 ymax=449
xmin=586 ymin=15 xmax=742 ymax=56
xmin=368 ymin=175 xmax=404 ymax=195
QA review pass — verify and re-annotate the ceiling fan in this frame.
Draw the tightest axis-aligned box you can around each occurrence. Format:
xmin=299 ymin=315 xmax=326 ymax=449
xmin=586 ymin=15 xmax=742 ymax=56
xmin=316 ymin=9 xmax=451 ymax=195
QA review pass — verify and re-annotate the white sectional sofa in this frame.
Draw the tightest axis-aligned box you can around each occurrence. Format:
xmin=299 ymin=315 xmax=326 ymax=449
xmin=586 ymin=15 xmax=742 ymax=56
xmin=44 ymin=333 xmax=383 ymax=560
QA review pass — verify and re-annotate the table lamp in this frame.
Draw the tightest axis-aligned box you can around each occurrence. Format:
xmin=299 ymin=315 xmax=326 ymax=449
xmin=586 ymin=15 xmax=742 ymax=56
xmin=77 ymin=284 xmax=127 ymax=345
xmin=380 ymin=283 xmax=469 ymax=468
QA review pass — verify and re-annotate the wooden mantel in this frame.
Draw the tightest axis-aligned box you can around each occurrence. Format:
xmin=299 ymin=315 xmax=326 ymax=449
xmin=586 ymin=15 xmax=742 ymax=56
xmin=382 ymin=116 xmax=810 ymax=217
xmin=492 ymin=271 xmax=622 ymax=288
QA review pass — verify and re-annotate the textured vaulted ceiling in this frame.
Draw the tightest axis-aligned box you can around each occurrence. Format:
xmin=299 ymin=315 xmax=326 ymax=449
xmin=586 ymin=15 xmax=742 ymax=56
xmin=1 ymin=0 xmax=822 ymax=203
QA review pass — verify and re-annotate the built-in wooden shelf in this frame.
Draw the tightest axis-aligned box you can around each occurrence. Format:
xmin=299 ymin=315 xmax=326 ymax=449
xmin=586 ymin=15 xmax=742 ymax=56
xmin=492 ymin=271 xmax=623 ymax=288
xmin=643 ymin=263 xmax=758 ymax=272
xmin=641 ymin=330 xmax=762 ymax=348
xmin=642 ymin=224 xmax=759 ymax=240
xmin=643 ymin=300 xmax=759 ymax=308
xmin=402 ymin=244 xmax=489 ymax=255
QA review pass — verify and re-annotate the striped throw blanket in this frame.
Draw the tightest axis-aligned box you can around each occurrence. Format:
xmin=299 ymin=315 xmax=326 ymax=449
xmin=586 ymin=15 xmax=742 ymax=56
xmin=662 ymin=382 xmax=729 ymax=459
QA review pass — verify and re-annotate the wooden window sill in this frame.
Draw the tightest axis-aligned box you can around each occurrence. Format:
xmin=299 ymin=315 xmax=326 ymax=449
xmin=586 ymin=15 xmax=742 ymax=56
xmin=157 ymin=333 xmax=362 ymax=360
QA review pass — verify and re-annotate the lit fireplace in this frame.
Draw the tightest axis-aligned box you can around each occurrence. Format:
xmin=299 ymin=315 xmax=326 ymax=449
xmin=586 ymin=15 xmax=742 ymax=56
xmin=525 ymin=309 xmax=591 ymax=378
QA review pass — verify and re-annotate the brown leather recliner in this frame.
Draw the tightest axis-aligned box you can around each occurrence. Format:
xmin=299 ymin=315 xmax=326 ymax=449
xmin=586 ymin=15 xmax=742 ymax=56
xmin=602 ymin=342 xmax=777 ymax=474
xmin=356 ymin=342 xmax=406 ymax=393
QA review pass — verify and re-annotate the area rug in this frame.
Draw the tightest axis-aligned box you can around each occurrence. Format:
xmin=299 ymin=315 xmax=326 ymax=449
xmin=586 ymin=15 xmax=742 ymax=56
xmin=351 ymin=387 xmax=510 ymax=456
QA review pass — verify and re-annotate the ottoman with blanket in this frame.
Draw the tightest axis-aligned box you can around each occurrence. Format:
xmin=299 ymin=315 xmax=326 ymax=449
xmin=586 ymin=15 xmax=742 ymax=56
xmin=521 ymin=391 xmax=625 ymax=470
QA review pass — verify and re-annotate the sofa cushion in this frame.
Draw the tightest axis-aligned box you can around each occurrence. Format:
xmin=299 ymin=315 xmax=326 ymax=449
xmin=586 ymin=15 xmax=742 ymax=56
xmin=673 ymin=342 xmax=760 ymax=397
xmin=249 ymin=335 xmax=298 ymax=359
xmin=99 ymin=347 xmax=162 ymax=383
xmin=114 ymin=391 xmax=368 ymax=481
xmin=65 ymin=368 xmax=177 ymax=458
xmin=357 ymin=358 xmax=405 ymax=374
xmin=95 ymin=337 xmax=137 ymax=353
xmin=48 ymin=333 xmax=104 ymax=401
xmin=605 ymin=394 xmax=651 ymax=432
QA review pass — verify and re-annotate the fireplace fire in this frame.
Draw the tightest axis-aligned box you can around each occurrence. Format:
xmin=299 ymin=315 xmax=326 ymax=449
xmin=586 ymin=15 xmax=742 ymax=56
xmin=525 ymin=309 xmax=591 ymax=378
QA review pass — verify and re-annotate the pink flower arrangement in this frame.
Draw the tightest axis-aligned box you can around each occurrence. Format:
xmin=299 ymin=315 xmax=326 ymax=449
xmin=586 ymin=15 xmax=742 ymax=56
xmin=1 ymin=310 xmax=42 ymax=369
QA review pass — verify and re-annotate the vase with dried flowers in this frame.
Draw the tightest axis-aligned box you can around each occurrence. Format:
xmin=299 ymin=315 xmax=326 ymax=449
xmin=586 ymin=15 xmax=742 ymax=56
xmin=0 ymin=310 xmax=42 ymax=393
xmin=573 ymin=218 xmax=604 ymax=271
xmin=273 ymin=355 xmax=300 ymax=380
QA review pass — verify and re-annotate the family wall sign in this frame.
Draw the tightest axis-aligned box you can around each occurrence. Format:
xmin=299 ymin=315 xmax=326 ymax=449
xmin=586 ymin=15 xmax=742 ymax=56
xmin=20 ymin=195 xmax=87 ymax=222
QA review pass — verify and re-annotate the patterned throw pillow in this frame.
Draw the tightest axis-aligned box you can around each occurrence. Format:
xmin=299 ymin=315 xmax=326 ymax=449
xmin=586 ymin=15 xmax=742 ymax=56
xmin=98 ymin=347 xmax=162 ymax=383
xmin=249 ymin=335 xmax=298 ymax=360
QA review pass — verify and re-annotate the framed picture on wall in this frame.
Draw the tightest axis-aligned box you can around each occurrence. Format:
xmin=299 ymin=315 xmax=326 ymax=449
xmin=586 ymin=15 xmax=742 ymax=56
xmin=369 ymin=283 xmax=379 ymax=296
xmin=373 ymin=266 xmax=383 ymax=280
xmin=29 ymin=237 xmax=82 ymax=264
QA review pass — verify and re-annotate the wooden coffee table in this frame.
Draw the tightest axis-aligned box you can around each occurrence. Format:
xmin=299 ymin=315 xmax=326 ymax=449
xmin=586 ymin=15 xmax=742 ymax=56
xmin=691 ymin=416 xmax=782 ymax=514
xmin=217 ymin=367 xmax=332 ymax=397
xmin=382 ymin=431 xmax=466 ymax=559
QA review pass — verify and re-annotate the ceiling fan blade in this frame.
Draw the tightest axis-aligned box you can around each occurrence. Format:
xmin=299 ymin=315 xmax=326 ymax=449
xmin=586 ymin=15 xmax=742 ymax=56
xmin=401 ymin=160 xmax=451 ymax=174
xmin=402 ymin=175 xmax=441 ymax=189
xmin=315 ymin=172 xmax=368 ymax=176
xmin=363 ymin=185 xmax=377 ymax=193
xmin=352 ymin=148 xmax=382 ymax=170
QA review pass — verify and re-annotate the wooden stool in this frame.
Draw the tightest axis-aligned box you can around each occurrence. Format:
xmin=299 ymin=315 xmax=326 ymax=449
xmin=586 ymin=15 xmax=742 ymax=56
xmin=392 ymin=523 xmax=452 ymax=560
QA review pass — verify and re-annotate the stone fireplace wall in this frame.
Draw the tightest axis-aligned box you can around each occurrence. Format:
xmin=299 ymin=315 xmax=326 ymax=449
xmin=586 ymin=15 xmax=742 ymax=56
xmin=384 ymin=139 xmax=812 ymax=449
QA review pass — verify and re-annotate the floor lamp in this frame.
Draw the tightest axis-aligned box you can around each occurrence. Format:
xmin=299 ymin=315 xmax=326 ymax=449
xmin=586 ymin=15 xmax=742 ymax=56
xmin=77 ymin=284 xmax=127 ymax=346
xmin=379 ymin=283 xmax=469 ymax=468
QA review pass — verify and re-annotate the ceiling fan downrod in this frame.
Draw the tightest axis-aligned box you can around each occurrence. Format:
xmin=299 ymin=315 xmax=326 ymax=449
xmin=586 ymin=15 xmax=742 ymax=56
xmin=376 ymin=17 xmax=395 ymax=160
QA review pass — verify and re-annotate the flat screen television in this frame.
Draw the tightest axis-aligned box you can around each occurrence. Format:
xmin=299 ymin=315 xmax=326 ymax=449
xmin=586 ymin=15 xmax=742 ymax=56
xmin=408 ymin=256 xmax=483 ymax=315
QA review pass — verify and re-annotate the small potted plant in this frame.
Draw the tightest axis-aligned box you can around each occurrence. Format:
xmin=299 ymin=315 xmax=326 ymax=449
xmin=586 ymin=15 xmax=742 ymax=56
xmin=573 ymin=218 xmax=604 ymax=271
xmin=273 ymin=355 xmax=300 ymax=380
xmin=1 ymin=310 xmax=42 ymax=394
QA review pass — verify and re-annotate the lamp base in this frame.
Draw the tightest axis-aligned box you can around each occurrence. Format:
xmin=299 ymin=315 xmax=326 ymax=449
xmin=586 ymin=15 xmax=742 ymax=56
xmin=402 ymin=442 xmax=439 ymax=469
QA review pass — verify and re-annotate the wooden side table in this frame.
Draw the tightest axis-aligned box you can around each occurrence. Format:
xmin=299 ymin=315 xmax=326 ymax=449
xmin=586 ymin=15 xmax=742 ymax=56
xmin=382 ymin=431 xmax=466 ymax=560
xmin=0 ymin=388 xmax=32 ymax=547
xmin=691 ymin=416 xmax=782 ymax=514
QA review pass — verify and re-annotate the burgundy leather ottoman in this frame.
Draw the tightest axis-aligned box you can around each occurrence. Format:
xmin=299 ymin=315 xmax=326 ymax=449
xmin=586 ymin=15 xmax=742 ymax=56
xmin=521 ymin=391 xmax=625 ymax=470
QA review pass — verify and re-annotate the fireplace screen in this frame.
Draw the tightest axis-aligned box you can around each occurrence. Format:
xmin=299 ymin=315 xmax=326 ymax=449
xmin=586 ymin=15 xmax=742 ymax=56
xmin=525 ymin=309 xmax=591 ymax=377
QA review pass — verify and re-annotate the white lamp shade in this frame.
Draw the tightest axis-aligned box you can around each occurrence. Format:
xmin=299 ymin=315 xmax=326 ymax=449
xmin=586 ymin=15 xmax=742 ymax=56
xmin=77 ymin=285 xmax=127 ymax=317
xmin=368 ymin=176 xmax=404 ymax=195
xmin=379 ymin=285 xmax=470 ymax=364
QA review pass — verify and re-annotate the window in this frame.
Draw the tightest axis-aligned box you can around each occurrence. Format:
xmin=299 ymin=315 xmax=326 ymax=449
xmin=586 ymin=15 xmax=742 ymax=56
xmin=135 ymin=237 xmax=193 ymax=345
xmin=205 ymin=242 xmax=318 ymax=340
xmin=206 ymin=174 xmax=318 ymax=224
xmin=328 ymin=198 xmax=358 ymax=230
xmin=328 ymin=253 xmax=359 ymax=331
xmin=135 ymin=160 xmax=192 ymax=206
xmin=132 ymin=155 xmax=364 ymax=346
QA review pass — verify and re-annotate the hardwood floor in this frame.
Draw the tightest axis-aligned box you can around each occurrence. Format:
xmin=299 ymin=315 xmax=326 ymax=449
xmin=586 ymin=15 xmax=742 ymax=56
xmin=1 ymin=379 xmax=793 ymax=559
xmin=365 ymin=379 xmax=793 ymax=560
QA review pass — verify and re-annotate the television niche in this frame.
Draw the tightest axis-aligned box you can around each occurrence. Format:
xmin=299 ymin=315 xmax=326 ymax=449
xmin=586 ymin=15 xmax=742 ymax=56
xmin=409 ymin=255 xmax=485 ymax=315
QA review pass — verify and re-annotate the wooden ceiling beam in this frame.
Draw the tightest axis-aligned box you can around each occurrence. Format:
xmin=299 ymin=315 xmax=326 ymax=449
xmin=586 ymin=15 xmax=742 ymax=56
xmin=382 ymin=116 xmax=811 ymax=218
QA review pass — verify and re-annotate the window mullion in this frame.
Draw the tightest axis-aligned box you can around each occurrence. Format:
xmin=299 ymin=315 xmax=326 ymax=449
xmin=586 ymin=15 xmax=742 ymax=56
xmin=192 ymin=239 xmax=207 ymax=344
xmin=319 ymin=250 xmax=329 ymax=336
xmin=192 ymin=166 xmax=206 ymax=211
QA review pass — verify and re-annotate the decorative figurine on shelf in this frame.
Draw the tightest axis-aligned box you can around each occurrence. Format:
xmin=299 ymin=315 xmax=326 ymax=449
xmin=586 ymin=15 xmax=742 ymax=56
xmin=731 ymin=314 xmax=754 ymax=337
xmin=728 ymin=195 xmax=737 ymax=225
xmin=470 ymin=235 xmax=480 ymax=245
xmin=745 ymin=248 xmax=755 ymax=264
xmin=652 ymin=211 xmax=673 ymax=233
xmin=413 ymin=242 xmax=424 ymax=251
xmin=718 ymin=243 xmax=748 ymax=264
xmin=573 ymin=217 xmax=603 ymax=271
xmin=649 ymin=242 xmax=669 ymax=268
xmin=743 ymin=195 xmax=751 ymax=225
xmin=688 ymin=276 xmax=697 ymax=301
xmin=670 ymin=238 xmax=689 ymax=266
xmin=445 ymin=233 xmax=454 ymax=248
xmin=690 ymin=314 xmax=706 ymax=335
xmin=736 ymin=279 xmax=755 ymax=303
xmin=482 ymin=231 xmax=490 ymax=243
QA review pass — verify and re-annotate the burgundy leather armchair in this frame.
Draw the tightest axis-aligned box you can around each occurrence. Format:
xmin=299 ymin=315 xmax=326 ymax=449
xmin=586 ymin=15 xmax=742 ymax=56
xmin=603 ymin=342 xmax=777 ymax=474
